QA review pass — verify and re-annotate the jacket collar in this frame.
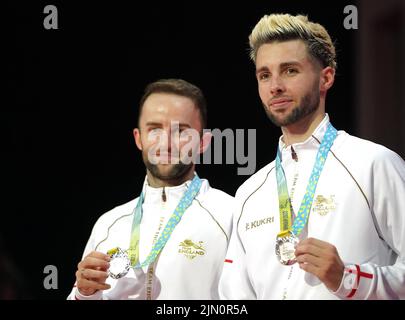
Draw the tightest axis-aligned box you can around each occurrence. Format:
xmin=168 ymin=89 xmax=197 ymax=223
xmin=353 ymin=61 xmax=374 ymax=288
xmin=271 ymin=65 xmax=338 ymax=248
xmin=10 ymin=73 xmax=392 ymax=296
xmin=278 ymin=114 xmax=331 ymax=160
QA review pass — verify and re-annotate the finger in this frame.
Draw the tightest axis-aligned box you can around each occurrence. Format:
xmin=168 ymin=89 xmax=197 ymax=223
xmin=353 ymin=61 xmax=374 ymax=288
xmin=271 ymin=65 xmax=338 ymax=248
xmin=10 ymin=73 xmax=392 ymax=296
xmin=299 ymin=237 xmax=331 ymax=249
xmin=77 ymin=277 xmax=111 ymax=292
xmin=296 ymin=253 xmax=322 ymax=267
xmin=79 ymin=268 xmax=109 ymax=282
xmin=298 ymin=260 xmax=321 ymax=278
xmin=295 ymin=243 xmax=324 ymax=257
xmin=78 ymin=257 xmax=110 ymax=271
xmin=86 ymin=251 xmax=111 ymax=262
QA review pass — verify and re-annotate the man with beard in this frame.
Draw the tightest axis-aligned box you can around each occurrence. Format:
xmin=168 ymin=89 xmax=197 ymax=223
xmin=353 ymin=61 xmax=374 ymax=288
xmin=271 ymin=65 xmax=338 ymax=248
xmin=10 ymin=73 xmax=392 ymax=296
xmin=68 ymin=79 xmax=233 ymax=300
xmin=219 ymin=13 xmax=405 ymax=299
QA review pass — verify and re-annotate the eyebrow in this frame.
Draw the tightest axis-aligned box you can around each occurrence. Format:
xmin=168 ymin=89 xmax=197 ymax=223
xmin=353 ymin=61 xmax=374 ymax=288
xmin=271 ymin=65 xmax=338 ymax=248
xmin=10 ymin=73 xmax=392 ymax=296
xmin=279 ymin=61 xmax=303 ymax=69
xmin=255 ymin=61 xmax=303 ymax=74
xmin=178 ymin=123 xmax=192 ymax=129
xmin=145 ymin=122 xmax=192 ymax=128
xmin=145 ymin=121 xmax=163 ymax=127
xmin=255 ymin=66 xmax=269 ymax=75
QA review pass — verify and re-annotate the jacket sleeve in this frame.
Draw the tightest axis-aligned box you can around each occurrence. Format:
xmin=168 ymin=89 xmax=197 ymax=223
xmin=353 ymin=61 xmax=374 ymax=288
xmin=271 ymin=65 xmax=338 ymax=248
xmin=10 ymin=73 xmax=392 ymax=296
xmin=67 ymin=223 xmax=104 ymax=300
xmin=219 ymin=191 xmax=256 ymax=300
xmin=333 ymin=148 xmax=405 ymax=299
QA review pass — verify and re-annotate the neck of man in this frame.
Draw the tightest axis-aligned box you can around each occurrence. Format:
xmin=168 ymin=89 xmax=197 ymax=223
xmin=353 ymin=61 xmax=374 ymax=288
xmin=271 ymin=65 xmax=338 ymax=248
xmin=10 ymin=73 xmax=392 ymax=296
xmin=146 ymin=165 xmax=195 ymax=188
xmin=281 ymin=107 xmax=326 ymax=147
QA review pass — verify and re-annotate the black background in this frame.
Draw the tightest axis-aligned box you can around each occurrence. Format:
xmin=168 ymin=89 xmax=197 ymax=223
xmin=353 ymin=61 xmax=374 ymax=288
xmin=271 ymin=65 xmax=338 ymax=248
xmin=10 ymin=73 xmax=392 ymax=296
xmin=2 ymin=0 xmax=376 ymax=299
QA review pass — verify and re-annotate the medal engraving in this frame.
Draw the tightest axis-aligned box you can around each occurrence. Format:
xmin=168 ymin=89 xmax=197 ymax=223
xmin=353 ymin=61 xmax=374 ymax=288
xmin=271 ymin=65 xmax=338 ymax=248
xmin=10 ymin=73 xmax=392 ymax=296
xmin=275 ymin=232 xmax=299 ymax=265
xmin=107 ymin=247 xmax=131 ymax=279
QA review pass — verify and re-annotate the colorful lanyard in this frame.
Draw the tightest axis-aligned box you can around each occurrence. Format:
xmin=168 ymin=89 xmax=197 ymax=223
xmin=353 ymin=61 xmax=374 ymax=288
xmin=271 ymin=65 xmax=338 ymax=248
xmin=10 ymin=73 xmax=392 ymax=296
xmin=276 ymin=123 xmax=337 ymax=237
xmin=128 ymin=174 xmax=202 ymax=268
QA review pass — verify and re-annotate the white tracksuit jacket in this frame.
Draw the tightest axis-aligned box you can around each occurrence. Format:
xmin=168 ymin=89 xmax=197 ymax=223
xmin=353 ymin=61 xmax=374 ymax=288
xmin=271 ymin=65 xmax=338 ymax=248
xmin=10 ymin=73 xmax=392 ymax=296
xmin=68 ymin=177 xmax=233 ymax=300
xmin=220 ymin=115 xmax=405 ymax=300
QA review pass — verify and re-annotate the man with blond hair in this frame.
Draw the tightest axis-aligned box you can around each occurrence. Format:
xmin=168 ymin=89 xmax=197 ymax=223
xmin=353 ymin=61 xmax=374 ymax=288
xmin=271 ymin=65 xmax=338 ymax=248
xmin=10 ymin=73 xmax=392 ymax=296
xmin=219 ymin=13 xmax=405 ymax=299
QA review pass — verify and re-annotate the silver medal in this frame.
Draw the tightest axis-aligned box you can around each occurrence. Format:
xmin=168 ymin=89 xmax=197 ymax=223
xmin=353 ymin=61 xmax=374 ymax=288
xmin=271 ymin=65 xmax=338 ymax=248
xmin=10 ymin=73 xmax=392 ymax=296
xmin=275 ymin=232 xmax=299 ymax=265
xmin=107 ymin=247 xmax=131 ymax=279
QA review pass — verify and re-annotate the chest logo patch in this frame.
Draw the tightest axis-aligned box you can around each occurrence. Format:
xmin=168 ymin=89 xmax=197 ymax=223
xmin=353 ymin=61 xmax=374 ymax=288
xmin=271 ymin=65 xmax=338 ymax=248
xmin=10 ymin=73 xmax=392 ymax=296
xmin=312 ymin=195 xmax=336 ymax=216
xmin=178 ymin=239 xmax=205 ymax=259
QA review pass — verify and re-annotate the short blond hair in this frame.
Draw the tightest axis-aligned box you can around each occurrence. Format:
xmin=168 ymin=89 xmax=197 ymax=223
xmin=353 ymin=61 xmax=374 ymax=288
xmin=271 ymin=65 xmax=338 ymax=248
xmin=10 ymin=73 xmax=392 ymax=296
xmin=249 ymin=13 xmax=337 ymax=69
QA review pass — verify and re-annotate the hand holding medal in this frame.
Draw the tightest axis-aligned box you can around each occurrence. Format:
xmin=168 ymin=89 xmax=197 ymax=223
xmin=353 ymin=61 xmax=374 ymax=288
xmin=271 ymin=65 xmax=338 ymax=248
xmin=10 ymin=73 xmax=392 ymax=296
xmin=75 ymin=251 xmax=111 ymax=296
xmin=294 ymin=238 xmax=345 ymax=291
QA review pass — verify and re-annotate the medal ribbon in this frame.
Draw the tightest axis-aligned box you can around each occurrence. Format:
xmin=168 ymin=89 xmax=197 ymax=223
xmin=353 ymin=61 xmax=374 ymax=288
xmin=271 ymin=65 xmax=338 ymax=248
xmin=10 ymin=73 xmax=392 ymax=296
xmin=276 ymin=123 xmax=337 ymax=237
xmin=128 ymin=174 xmax=202 ymax=268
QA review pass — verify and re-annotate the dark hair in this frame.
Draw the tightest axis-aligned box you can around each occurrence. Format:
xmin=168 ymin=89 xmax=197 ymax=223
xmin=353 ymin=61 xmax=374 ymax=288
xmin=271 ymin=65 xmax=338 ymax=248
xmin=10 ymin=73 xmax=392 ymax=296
xmin=138 ymin=79 xmax=207 ymax=129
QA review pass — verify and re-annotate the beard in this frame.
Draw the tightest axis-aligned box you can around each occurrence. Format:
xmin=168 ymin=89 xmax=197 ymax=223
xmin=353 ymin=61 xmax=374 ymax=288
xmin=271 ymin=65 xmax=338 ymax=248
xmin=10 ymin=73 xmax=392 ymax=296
xmin=264 ymin=82 xmax=320 ymax=127
xmin=143 ymin=153 xmax=193 ymax=182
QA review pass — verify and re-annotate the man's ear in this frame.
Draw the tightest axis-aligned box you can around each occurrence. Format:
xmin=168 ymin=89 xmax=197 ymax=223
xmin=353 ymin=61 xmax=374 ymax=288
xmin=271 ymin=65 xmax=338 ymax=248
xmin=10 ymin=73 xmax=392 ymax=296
xmin=198 ymin=131 xmax=212 ymax=155
xmin=320 ymin=66 xmax=335 ymax=92
xmin=133 ymin=128 xmax=142 ymax=151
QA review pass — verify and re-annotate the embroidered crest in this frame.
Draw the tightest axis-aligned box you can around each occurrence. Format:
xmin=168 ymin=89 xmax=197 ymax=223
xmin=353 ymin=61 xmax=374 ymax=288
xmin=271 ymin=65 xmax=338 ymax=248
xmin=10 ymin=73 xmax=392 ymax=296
xmin=312 ymin=195 xmax=336 ymax=216
xmin=178 ymin=239 xmax=205 ymax=259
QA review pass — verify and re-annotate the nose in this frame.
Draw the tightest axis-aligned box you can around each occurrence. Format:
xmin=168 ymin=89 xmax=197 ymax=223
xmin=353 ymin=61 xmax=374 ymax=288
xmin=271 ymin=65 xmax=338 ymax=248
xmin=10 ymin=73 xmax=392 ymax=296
xmin=269 ymin=75 xmax=285 ymax=96
xmin=161 ymin=127 xmax=174 ymax=153
xmin=150 ymin=127 xmax=171 ymax=154
xmin=166 ymin=124 xmax=181 ymax=153
xmin=164 ymin=128 xmax=172 ymax=153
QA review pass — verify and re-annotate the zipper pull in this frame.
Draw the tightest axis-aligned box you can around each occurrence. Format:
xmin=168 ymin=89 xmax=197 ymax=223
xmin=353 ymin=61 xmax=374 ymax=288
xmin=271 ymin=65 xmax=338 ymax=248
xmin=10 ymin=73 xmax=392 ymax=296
xmin=162 ymin=187 xmax=167 ymax=202
xmin=291 ymin=146 xmax=298 ymax=162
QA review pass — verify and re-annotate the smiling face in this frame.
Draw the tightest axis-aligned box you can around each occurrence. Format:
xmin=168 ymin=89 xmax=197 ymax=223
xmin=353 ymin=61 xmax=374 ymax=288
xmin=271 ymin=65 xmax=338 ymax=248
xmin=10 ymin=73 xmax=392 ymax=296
xmin=255 ymin=40 xmax=324 ymax=128
xmin=134 ymin=92 xmax=203 ymax=183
